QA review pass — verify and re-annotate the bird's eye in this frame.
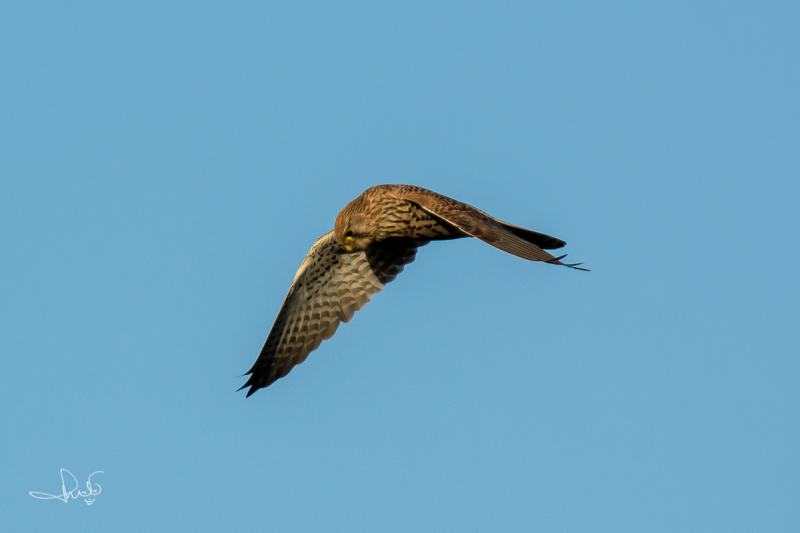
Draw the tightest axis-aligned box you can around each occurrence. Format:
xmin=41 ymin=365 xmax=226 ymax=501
xmin=344 ymin=228 xmax=354 ymax=239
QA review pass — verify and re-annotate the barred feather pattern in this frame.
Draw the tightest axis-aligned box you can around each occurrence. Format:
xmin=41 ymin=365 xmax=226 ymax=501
xmin=333 ymin=185 xmax=579 ymax=265
xmin=240 ymin=232 xmax=423 ymax=396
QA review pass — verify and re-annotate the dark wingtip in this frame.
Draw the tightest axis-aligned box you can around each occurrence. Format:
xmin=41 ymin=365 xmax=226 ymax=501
xmin=567 ymin=264 xmax=591 ymax=272
xmin=239 ymin=383 xmax=259 ymax=398
xmin=500 ymin=223 xmax=567 ymax=250
xmin=546 ymin=254 xmax=590 ymax=272
xmin=237 ymin=374 xmax=259 ymax=397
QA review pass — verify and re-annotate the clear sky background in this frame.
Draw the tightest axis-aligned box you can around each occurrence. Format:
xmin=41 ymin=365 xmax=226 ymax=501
xmin=2 ymin=1 xmax=798 ymax=531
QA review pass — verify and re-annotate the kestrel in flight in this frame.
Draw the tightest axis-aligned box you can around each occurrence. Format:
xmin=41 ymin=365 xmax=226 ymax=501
xmin=240 ymin=184 xmax=587 ymax=396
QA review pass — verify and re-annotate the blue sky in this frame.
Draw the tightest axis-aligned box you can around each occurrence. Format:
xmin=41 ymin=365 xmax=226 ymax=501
xmin=2 ymin=1 xmax=798 ymax=531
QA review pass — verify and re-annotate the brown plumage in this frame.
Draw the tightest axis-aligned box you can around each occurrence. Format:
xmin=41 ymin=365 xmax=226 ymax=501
xmin=240 ymin=184 xmax=587 ymax=396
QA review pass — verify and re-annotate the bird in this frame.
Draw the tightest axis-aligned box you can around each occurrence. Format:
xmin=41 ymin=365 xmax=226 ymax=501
xmin=239 ymin=184 xmax=587 ymax=396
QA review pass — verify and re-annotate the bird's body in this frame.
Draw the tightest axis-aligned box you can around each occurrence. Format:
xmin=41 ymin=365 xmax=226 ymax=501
xmin=334 ymin=186 xmax=461 ymax=244
xmin=240 ymin=184 xmax=586 ymax=396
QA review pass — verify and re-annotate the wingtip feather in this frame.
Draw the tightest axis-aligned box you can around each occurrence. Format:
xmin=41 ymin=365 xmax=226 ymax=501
xmin=545 ymin=254 xmax=590 ymax=271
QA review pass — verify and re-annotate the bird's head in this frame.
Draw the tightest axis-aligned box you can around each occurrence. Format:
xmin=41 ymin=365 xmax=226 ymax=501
xmin=334 ymin=212 xmax=375 ymax=251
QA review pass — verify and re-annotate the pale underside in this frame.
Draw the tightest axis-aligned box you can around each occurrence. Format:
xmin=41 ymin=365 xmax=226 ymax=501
xmin=240 ymin=233 xmax=424 ymax=395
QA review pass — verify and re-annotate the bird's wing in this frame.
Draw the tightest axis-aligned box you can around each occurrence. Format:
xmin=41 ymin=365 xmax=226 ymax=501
xmin=240 ymin=232 xmax=423 ymax=396
xmin=392 ymin=186 xmax=587 ymax=270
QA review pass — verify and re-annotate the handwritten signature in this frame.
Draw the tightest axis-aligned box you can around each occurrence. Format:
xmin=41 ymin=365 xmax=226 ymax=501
xmin=30 ymin=469 xmax=104 ymax=505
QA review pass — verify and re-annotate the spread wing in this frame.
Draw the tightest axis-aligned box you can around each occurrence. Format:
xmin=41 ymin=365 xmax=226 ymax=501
xmin=240 ymin=232 xmax=424 ymax=396
xmin=391 ymin=185 xmax=588 ymax=270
